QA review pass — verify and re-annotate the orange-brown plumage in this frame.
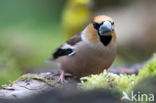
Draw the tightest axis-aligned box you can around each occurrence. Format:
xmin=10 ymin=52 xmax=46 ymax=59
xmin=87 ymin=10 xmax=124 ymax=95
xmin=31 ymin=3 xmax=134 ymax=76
xmin=92 ymin=15 xmax=114 ymax=24
xmin=85 ymin=23 xmax=99 ymax=43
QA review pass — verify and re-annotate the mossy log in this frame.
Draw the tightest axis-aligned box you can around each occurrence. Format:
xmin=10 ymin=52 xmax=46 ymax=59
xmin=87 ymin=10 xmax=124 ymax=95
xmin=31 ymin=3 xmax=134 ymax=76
xmin=0 ymin=72 xmax=78 ymax=100
xmin=0 ymin=60 xmax=147 ymax=103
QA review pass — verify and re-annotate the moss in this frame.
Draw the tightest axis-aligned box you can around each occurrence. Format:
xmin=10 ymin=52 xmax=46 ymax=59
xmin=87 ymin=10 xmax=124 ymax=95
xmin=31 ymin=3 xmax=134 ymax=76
xmin=79 ymin=71 xmax=136 ymax=92
xmin=79 ymin=54 xmax=156 ymax=93
xmin=14 ymin=73 xmax=59 ymax=86
xmin=137 ymin=54 xmax=156 ymax=82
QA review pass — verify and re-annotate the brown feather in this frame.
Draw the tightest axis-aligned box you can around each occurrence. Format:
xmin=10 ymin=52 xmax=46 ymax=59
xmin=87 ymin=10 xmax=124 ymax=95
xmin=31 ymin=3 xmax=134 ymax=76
xmin=92 ymin=15 xmax=114 ymax=24
xmin=66 ymin=33 xmax=82 ymax=46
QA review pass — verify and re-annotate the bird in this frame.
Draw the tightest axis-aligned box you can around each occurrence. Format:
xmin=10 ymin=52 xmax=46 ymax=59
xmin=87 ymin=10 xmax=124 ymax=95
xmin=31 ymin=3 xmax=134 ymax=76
xmin=61 ymin=0 xmax=93 ymax=38
xmin=52 ymin=15 xmax=117 ymax=83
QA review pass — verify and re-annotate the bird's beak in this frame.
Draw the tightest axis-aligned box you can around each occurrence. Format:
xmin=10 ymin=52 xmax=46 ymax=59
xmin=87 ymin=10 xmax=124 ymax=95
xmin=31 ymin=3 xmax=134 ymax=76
xmin=99 ymin=21 xmax=113 ymax=36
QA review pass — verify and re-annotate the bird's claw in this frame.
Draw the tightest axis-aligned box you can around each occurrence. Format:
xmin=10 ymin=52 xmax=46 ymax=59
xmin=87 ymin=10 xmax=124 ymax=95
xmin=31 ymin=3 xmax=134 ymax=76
xmin=57 ymin=72 xmax=65 ymax=84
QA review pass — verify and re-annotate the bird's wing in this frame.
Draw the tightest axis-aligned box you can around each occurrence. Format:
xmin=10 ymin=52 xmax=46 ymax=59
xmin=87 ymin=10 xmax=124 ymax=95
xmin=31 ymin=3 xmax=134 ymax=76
xmin=52 ymin=33 xmax=82 ymax=59
xmin=66 ymin=33 xmax=82 ymax=46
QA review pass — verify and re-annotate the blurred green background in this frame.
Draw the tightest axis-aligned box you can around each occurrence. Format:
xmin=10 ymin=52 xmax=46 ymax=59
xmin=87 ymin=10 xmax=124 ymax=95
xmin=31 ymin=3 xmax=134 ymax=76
xmin=0 ymin=0 xmax=66 ymax=86
xmin=0 ymin=0 xmax=156 ymax=87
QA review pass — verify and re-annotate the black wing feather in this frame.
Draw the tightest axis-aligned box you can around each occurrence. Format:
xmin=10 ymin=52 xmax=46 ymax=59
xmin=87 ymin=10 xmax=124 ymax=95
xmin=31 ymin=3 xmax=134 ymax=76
xmin=52 ymin=33 xmax=82 ymax=59
xmin=53 ymin=48 xmax=73 ymax=59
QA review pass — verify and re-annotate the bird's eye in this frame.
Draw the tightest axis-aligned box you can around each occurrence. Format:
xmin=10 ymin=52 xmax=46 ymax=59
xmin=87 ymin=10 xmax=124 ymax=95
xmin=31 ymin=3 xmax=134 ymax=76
xmin=108 ymin=21 xmax=114 ymax=25
xmin=92 ymin=22 xmax=100 ymax=30
xmin=111 ymin=22 xmax=114 ymax=25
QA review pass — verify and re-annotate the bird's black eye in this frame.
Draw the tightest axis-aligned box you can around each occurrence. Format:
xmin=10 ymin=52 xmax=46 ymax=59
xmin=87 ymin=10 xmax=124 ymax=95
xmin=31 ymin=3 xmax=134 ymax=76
xmin=111 ymin=22 xmax=114 ymax=25
xmin=108 ymin=21 xmax=114 ymax=25
xmin=92 ymin=22 xmax=100 ymax=30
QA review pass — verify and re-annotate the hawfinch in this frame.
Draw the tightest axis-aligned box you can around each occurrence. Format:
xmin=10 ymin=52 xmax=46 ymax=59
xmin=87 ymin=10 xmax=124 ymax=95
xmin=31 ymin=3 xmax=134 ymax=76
xmin=52 ymin=15 xmax=117 ymax=82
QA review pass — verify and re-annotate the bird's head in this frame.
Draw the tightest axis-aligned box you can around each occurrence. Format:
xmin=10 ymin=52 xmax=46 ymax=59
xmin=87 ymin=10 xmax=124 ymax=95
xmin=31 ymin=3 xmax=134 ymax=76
xmin=82 ymin=15 xmax=116 ymax=46
xmin=92 ymin=15 xmax=114 ymax=36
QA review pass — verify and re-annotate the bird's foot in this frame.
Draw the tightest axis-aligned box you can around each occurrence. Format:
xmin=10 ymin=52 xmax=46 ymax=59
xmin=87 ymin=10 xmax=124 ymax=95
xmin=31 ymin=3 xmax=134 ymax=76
xmin=57 ymin=72 xmax=65 ymax=84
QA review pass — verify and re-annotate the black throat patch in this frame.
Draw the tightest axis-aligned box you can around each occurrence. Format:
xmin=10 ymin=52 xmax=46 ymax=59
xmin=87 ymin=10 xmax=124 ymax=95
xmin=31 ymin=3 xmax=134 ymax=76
xmin=99 ymin=35 xmax=112 ymax=46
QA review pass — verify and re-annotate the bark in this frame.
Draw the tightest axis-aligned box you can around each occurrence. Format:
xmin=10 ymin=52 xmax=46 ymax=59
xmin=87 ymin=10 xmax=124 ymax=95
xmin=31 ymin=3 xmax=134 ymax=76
xmin=0 ymin=72 xmax=77 ymax=100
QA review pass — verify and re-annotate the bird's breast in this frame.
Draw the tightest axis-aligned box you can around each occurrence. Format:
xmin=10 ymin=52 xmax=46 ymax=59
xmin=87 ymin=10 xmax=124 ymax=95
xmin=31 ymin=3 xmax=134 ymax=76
xmin=60 ymin=42 xmax=116 ymax=77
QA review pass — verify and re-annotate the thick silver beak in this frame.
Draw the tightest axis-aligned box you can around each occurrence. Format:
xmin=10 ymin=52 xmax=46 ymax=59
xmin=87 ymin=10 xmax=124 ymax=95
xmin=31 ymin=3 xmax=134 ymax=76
xmin=99 ymin=21 xmax=113 ymax=36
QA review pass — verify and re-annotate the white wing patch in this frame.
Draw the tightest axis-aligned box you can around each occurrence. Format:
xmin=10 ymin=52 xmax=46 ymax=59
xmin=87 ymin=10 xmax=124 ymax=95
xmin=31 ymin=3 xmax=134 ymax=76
xmin=62 ymin=43 xmax=76 ymax=56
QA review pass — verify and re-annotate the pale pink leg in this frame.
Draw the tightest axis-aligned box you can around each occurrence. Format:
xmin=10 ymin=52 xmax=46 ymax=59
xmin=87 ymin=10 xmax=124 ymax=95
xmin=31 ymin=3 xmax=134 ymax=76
xmin=58 ymin=72 xmax=65 ymax=83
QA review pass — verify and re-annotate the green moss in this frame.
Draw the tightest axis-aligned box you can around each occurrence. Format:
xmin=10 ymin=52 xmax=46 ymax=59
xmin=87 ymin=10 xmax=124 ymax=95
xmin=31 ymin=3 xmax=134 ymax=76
xmin=79 ymin=71 xmax=136 ymax=92
xmin=79 ymin=54 xmax=156 ymax=93
xmin=137 ymin=54 xmax=156 ymax=82
xmin=15 ymin=73 xmax=59 ymax=86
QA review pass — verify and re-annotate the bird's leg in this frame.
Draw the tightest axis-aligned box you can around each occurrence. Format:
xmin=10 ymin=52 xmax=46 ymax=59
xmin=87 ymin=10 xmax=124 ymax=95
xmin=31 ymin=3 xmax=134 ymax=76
xmin=58 ymin=71 xmax=65 ymax=83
